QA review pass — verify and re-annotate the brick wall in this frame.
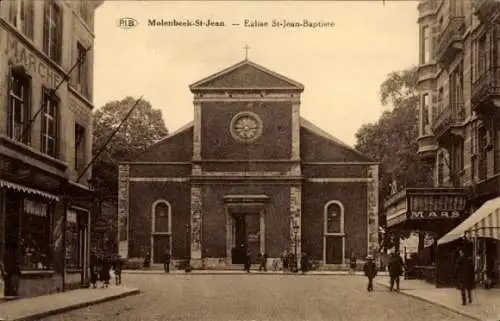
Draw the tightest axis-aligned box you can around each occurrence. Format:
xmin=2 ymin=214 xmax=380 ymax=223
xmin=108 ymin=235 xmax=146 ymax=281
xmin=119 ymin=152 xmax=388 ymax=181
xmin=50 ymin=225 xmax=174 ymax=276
xmin=201 ymin=102 xmax=292 ymax=159
xmin=128 ymin=181 xmax=190 ymax=259
xmin=302 ymin=182 xmax=367 ymax=261
xmin=134 ymin=128 xmax=193 ymax=162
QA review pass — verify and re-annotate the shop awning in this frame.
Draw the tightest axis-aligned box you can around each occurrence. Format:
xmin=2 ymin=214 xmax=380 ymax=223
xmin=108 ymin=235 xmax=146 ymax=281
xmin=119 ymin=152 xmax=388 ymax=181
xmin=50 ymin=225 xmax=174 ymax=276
xmin=0 ymin=179 xmax=59 ymax=201
xmin=438 ymin=196 xmax=500 ymax=245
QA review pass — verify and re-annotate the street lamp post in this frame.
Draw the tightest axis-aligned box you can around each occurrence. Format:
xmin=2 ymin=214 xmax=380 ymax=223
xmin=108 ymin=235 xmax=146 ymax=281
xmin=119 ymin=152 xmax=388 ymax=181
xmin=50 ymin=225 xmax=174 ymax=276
xmin=292 ymin=223 xmax=299 ymax=273
xmin=185 ymin=224 xmax=191 ymax=272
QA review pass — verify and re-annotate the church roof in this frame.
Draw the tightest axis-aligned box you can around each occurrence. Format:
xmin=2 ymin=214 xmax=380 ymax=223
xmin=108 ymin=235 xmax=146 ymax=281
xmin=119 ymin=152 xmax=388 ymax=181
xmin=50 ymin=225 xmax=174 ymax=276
xmin=300 ymin=117 xmax=372 ymax=160
xmin=189 ymin=59 xmax=304 ymax=92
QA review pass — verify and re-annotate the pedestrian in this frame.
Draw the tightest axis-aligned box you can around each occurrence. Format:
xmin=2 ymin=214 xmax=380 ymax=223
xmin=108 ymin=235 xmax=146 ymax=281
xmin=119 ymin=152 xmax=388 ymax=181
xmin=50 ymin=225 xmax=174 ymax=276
xmin=259 ymin=252 xmax=268 ymax=272
xmin=388 ymin=250 xmax=404 ymax=291
xmin=244 ymin=249 xmax=252 ymax=273
xmin=349 ymin=253 xmax=357 ymax=275
xmin=282 ymin=250 xmax=289 ymax=272
xmin=363 ymin=255 xmax=377 ymax=292
xmin=89 ymin=250 xmax=98 ymax=288
xmin=113 ymin=254 xmax=124 ymax=285
xmin=163 ymin=248 xmax=171 ymax=273
xmin=300 ymin=252 xmax=309 ymax=274
xmin=99 ymin=254 xmax=111 ymax=288
xmin=455 ymin=248 xmax=475 ymax=305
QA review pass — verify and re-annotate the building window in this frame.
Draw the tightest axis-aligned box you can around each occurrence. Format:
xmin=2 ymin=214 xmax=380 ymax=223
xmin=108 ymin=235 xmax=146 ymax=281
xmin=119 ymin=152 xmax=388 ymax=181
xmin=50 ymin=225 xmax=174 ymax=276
xmin=478 ymin=125 xmax=488 ymax=180
xmin=8 ymin=0 xmax=34 ymax=39
xmin=75 ymin=42 xmax=90 ymax=98
xmin=478 ymin=35 xmax=487 ymax=77
xmin=8 ymin=71 xmax=31 ymax=143
xmin=21 ymin=198 xmax=52 ymax=270
xmin=43 ymin=0 xmax=63 ymax=64
xmin=452 ymin=139 xmax=464 ymax=176
xmin=437 ymin=87 xmax=444 ymax=114
xmin=65 ymin=209 xmax=84 ymax=270
xmin=75 ymin=123 xmax=86 ymax=172
xmin=41 ymin=89 xmax=58 ymax=158
xmin=323 ymin=201 xmax=345 ymax=265
xmin=151 ymin=200 xmax=172 ymax=263
xmin=324 ymin=201 xmax=344 ymax=235
xmin=421 ymin=26 xmax=431 ymax=64
xmin=422 ymin=94 xmax=431 ymax=135
xmin=437 ymin=154 xmax=445 ymax=186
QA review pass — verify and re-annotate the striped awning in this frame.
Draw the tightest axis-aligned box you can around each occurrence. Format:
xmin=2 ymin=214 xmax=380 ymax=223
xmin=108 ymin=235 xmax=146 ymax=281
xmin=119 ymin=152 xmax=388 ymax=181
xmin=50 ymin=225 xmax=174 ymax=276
xmin=438 ymin=196 xmax=500 ymax=245
xmin=0 ymin=179 xmax=60 ymax=201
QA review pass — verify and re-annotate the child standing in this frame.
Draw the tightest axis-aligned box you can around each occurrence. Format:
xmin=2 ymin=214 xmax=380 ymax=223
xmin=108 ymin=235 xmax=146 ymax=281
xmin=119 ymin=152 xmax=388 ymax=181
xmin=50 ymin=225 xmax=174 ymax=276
xmin=363 ymin=255 xmax=377 ymax=292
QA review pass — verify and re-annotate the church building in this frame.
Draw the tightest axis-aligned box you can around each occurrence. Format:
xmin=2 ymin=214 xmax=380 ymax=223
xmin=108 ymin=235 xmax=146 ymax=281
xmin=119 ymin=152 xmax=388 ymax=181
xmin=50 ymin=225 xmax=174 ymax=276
xmin=117 ymin=59 xmax=380 ymax=268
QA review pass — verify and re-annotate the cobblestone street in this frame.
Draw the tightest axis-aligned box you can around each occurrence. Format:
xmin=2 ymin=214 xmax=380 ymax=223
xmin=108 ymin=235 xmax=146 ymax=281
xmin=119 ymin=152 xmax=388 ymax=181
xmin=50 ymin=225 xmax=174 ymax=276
xmin=39 ymin=274 xmax=473 ymax=321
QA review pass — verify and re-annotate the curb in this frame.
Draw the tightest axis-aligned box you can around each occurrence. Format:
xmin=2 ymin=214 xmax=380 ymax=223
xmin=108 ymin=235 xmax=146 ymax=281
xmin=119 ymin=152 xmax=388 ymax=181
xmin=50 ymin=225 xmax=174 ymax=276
xmin=10 ymin=288 xmax=141 ymax=321
xmin=376 ymin=281 xmax=482 ymax=321
xmin=123 ymin=270 xmax=389 ymax=276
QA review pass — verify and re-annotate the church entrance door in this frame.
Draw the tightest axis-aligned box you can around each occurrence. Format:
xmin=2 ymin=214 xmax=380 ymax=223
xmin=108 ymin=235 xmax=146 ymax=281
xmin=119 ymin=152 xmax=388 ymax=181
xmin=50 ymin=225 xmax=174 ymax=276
xmin=325 ymin=236 xmax=343 ymax=264
xmin=231 ymin=214 xmax=261 ymax=264
xmin=152 ymin=234 xmax=171 ymax=264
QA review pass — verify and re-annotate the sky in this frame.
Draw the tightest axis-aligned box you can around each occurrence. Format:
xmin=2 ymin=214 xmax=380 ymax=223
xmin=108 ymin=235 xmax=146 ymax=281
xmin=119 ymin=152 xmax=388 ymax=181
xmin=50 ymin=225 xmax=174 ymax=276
xmin=93 ymin=1 xmax=419 ymax=147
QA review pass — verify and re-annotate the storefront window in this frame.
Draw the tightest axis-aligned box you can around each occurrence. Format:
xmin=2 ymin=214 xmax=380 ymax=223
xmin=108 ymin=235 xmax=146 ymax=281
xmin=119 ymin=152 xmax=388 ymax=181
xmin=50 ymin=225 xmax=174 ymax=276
xmin=65 ymin=209 xmax=81 ymax=269
xmin=20 ymin=198 xmax=51 ymax=270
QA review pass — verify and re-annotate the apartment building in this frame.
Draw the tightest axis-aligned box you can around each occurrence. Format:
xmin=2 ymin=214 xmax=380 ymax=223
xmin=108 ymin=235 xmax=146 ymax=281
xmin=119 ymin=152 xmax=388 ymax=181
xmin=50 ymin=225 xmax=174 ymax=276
xmin=0 ymin=0 xmax=103 ymax=298
xmin=384 ymin=0 xmax=500 ymax=287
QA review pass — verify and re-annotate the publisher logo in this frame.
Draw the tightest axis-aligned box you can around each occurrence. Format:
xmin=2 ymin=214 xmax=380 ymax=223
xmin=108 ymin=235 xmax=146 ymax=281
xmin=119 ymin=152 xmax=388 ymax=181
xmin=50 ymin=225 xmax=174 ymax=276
xmin=117 ymin=17 xmax=138 ymax=29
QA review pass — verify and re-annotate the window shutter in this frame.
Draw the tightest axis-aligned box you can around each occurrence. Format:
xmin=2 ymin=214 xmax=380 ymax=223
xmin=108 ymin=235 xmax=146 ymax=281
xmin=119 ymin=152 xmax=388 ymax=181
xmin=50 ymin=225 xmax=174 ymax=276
xmin=43 ymin=2 xmax=50 ymax=55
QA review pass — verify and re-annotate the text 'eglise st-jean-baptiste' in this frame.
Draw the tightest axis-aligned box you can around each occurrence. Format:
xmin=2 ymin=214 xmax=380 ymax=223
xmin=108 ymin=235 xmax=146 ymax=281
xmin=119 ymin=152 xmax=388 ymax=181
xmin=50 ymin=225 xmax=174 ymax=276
xmin=147 ymin=18 xmax=335 ymax=29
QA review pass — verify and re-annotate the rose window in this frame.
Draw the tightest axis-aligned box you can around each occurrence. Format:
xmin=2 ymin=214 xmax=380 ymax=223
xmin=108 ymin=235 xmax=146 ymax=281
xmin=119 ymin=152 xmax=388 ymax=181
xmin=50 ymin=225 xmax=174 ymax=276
xmin=229 ymin=111 xmax=263 ymax=142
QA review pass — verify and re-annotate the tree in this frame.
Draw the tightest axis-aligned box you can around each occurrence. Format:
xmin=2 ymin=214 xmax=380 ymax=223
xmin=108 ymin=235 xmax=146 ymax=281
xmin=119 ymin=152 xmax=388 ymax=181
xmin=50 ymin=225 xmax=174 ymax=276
xmin=91 ymin=97 xmax=169 ymax=249
xmin=355 ymin=67 xmax=433 ymax=252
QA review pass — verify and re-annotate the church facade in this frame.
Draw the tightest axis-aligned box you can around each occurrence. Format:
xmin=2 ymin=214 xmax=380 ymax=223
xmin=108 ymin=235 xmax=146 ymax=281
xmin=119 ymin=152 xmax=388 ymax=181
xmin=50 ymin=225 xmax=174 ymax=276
xmin=117 ymin=59 xmax=379 ymax=268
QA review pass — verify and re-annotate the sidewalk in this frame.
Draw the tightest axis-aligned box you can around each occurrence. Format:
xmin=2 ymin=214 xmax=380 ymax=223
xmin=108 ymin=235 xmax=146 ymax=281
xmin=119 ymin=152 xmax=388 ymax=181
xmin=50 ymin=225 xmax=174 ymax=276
xmin=376 ymin=277 xmax=500 ymax=321
xmin=123 ymin=269 xmax=390 ymax=276
xmin=0 ymin=285 xmax=140 ymax=321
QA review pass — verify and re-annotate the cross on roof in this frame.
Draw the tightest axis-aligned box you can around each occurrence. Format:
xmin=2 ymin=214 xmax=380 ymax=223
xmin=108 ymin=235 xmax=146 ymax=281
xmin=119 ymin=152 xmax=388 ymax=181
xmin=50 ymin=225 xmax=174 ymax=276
xmin=243 ymin=44 xmax=250 ymax=60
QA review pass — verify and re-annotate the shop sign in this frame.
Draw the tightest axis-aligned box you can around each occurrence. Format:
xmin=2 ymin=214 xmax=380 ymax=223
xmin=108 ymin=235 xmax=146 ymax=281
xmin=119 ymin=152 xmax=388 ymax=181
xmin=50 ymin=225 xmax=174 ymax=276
xmin=6 ymin=32 xmax=62 ymax=88
xmin=24 ymin=199 xmax=48 ymax=217
xmin=409 ymin=211 xmax=461 ymax=220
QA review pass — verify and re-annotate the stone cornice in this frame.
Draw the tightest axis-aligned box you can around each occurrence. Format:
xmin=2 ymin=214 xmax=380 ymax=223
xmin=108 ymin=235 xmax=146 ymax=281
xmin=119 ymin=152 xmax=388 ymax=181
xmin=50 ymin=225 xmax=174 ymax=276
xmin=194 ymin=97 xmax=301 ymax=103
xmin=120 ymin=161 xmax=191 ymax=165
xmin=192 ymin=159 xmax=299 ymax=163
xmin=302 ymin=162 xmax=379 ymax=165
xmin=191 ymin=176 xmax=303 ymax=182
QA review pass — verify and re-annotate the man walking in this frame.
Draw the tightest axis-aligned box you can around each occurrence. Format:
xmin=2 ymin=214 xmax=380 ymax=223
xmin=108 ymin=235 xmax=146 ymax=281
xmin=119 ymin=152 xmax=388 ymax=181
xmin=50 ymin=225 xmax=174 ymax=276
xmin=164 ymin=248 xmax=171 ymax=273
xmin=455 ymin=248 xmax=475 ymax=305
xmin=388 ymin=250 xmax=404 ymax=291
xmin=363 ymin=255 xmax=377 ymax=292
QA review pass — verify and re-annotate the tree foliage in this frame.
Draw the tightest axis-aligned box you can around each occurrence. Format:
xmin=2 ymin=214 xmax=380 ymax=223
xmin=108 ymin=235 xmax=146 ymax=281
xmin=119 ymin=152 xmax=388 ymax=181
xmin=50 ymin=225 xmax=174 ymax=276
xmin=90 ymin=97 xmax=169 ymax=247
xmin=354 ymin=67 xmax=434 ymax=250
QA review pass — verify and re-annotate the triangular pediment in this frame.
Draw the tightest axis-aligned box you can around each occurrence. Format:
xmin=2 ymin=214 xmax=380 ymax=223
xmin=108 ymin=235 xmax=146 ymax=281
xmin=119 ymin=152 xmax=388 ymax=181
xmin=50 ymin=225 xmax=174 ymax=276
xmin=189 ymin=59 xmax=304 ymax=92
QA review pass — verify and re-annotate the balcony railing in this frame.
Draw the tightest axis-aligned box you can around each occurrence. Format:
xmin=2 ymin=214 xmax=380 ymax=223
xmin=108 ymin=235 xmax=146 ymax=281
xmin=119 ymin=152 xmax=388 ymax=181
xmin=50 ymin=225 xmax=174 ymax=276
xmin=432 ymin=103 xmax=465 ymax=139
xmin=435 ymin=17 xmax=465 ymax=65
xmin=471 ymin=67 xmax=500 ymax=109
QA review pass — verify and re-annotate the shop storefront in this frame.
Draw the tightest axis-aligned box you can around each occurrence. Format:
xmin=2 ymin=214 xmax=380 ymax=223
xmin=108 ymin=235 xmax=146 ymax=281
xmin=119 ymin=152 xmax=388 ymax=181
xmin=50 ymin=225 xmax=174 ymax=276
xmin=438 ymin=196 xmax=500 ymax=288
xmin=384 ymin=187 xmax=468 ymax=286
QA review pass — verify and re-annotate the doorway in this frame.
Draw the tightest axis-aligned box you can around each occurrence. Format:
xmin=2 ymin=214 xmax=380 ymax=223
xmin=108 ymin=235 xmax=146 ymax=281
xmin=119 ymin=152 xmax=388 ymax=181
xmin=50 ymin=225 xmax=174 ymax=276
xmin=231 ymin=214 xmax=261 ymax=264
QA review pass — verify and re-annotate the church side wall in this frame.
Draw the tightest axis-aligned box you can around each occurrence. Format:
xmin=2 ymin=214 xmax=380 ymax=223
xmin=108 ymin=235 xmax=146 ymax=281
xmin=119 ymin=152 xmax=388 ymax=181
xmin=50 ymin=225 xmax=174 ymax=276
xmin=128 ymin=180 xmax=191 ymax=259
xmin=200 ymin=102 xmax=292 ymax=159
xmin=201 ymin=184 xmax=290 ymax=258
xmin=302 ymin=181 xmax=368 ymax=262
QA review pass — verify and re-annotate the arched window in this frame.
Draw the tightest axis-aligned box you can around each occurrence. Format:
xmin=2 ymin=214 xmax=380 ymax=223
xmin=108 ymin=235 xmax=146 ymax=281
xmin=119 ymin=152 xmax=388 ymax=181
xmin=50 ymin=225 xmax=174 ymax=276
xmin=152 ymin=200 xmax=171 ymax=233
xmin=151 ymin=200 xmax=172 ymax=264
xmin=324 ymin=201 xmax=344 ymax=235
